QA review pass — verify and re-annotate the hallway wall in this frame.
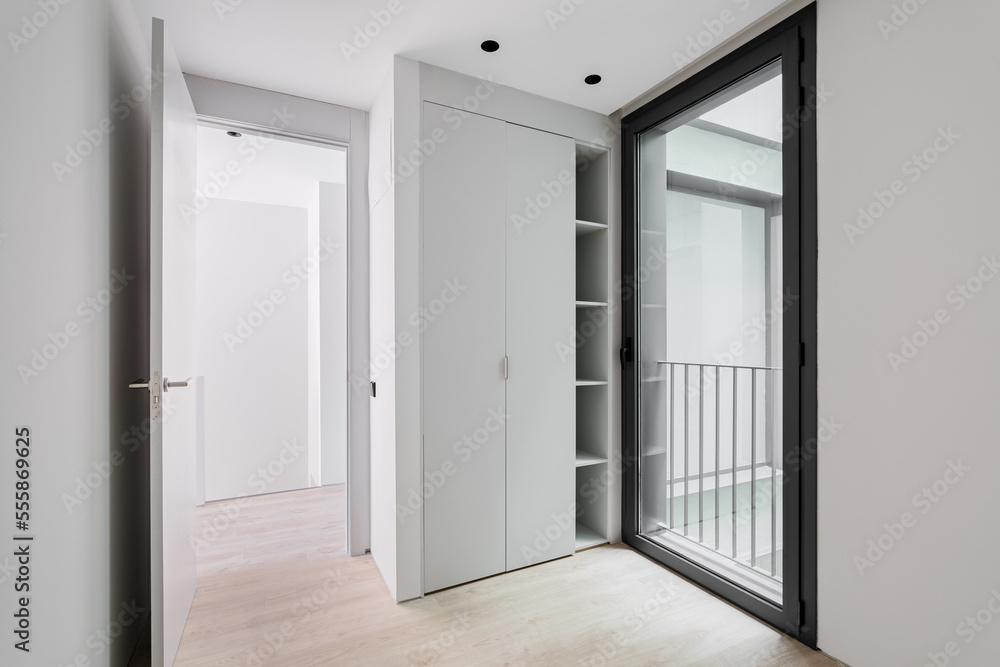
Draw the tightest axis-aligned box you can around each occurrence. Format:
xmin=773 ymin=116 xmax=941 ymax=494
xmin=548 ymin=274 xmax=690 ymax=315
xmin=0 ymin=0 xmax=154 ymax=664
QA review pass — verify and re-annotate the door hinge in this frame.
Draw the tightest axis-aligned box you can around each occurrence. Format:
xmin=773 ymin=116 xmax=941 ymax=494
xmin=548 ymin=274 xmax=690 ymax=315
xmin=504 ymin=356 xmax=509 ymax=380
xmin=370 ymin=381 xmax=377 ymax=398
xmin=799 ymin=342 xmax=806 ymax=368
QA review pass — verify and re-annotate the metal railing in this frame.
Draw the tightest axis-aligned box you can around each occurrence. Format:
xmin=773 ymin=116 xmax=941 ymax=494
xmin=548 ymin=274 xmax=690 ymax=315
xmin=649 ymin=361 xmax=783 ymax=580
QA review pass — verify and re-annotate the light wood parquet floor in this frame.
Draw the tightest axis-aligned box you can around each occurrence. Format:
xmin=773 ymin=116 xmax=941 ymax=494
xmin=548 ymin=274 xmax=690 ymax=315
xmin=173 ymin=485 xmax=843 ymax=666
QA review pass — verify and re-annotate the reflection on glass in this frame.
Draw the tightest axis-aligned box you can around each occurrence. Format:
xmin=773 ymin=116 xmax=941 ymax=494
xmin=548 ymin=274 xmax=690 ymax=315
xmin=638 ymin=61 xmax=784 ymax=604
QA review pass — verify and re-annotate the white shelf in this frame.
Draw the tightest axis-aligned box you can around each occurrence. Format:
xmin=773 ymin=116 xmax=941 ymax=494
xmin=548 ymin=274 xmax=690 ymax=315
xmin=575 ymin=451 xmax=608 ymax=467
xmin=573 ymin=142 xmax=613 ymax=559
xmin=576 ymin=219 xmax=608 ymax=236
xmin=575 ymin=522 xmax=607 ymax=551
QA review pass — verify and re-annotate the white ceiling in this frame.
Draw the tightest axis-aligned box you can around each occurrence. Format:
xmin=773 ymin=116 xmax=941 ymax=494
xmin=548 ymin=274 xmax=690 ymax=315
xmin=196 ymin=126 xmax=346 ymax=210
xmin=149 ymin=0 xmax=791 ymax=115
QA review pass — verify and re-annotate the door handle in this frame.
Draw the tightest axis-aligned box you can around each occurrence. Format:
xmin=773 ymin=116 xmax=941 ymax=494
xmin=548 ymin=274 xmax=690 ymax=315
xmin=128 ymin=371 xmax=162 ymax=419
xmin=163 ymin=377 xmax=190 ymax=392
xmin=620 ymin=337 xmax=633 ymax=370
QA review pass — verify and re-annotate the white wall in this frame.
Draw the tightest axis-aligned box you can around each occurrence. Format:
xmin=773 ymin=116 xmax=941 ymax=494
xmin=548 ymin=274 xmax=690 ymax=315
xmin=320 ymin=182 xmax=348 ymax=486
xmin=1 ymin=0 xmax=153 ymax=664
xmin=197 ymin=200 xmax=310 ymax=500
xmin=346 ymin=100 xmax=372 ymax=556
xmin=391 ymin=56 xmax=424 ymax=603
xmin=815 ymin=0 xmax=1000 ymax=664
xmin=307 ymin=185 xmax=321 ymax=488
xmin=368 ymin=65 xmax=398 ymax=597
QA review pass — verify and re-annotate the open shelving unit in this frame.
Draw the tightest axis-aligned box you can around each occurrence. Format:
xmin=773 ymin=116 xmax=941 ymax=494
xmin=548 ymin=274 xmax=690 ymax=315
xmin=574 ymin=143 xmax=612 ymax=552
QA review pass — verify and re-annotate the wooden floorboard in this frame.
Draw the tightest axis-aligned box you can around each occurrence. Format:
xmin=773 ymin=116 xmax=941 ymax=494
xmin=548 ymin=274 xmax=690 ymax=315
xmin=174 ymin=486 xmax=842 ymax=666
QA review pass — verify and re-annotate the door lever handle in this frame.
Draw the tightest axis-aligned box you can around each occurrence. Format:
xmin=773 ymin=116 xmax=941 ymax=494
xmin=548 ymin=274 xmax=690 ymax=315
xmin=620 ymin=337 xmax=633 ymax=370
xmin=128 ymin=379 xmax=150 ymax=389
xmin=163 ymin=377 xmax=190 ymax=392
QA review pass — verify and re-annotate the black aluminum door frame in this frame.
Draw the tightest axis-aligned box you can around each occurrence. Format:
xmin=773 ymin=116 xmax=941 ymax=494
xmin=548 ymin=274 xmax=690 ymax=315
xmin=620 ymin=4 xmax=818 ymax=646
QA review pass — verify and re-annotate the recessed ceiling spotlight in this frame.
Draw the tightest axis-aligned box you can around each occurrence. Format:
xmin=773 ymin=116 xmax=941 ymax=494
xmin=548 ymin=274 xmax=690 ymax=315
xmin=227 ymin=131 xmax=242 ymax=138
xmin=481 ymin=40 xmax=500 ymax=53
xmin=585 ymin=74 xmax=602 ymax=85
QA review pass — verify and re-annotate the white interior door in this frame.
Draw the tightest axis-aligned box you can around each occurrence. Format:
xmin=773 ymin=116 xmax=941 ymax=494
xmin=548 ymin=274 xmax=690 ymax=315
xmin=505 ymin=124 xmax=576 ymax=569
xmin=422 ymin=102 xmax=507 ymax=592
xmin=149 ymin=17 xmax=198 ymax=667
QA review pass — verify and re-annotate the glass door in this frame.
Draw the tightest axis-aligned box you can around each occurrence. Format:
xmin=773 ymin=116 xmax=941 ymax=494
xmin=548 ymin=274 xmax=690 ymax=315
xmin=622 ymin=8 xmax=816 ymax=644
xmin=640 ymin=61 xmax=785 ymax=603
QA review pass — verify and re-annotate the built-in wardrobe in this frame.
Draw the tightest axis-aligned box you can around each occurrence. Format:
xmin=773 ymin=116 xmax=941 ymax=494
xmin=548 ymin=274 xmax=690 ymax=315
xmin=421 ymin=98 xmax=615 ymax=593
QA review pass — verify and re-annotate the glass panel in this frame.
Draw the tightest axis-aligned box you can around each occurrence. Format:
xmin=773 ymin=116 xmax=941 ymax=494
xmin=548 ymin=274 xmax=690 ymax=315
xmin=637 ymin=61 xmax=784 ymax=604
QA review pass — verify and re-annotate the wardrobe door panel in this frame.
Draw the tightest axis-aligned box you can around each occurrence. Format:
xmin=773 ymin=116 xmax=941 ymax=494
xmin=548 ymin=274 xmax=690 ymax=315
xmin=422 ymin=102 xmax=508 ymax=592
xmin=505 ymin=124 xmax=577 ymax=570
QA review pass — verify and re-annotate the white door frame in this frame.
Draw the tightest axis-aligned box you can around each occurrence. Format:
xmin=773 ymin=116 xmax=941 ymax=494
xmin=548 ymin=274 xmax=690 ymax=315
xmin=185 ymin=75 xmax=371 ymax=556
